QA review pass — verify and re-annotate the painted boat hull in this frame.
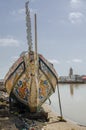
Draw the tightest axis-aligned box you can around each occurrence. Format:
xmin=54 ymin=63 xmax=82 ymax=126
xmin=4 ymin=52 xmax=58 ymax=112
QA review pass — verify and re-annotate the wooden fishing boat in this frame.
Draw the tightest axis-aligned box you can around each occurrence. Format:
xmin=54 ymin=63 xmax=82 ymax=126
xmin=4 ymin=1 xmax=58 ymax=113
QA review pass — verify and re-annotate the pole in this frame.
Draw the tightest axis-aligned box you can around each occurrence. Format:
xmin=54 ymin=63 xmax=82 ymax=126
xmin=57 ymin=82 xmax=63 ymax=120
xmin=34 ymin=13 xmax=37 ymax=60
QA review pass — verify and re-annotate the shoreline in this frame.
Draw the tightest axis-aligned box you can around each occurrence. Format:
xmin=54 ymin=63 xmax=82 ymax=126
xmin=0 ymin=90 xmax=86 ymax=130
xmin=58 ymin=81 xmax=85 ymax=84
xmin=42 ymin=104 xmax=86 ymax=130
xmin=0 ymin=102 xmax=86 ymax=130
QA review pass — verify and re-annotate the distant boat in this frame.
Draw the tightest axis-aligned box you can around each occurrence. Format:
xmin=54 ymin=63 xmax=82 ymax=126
xmin=4 ymin=1 xmax=58 ymax=113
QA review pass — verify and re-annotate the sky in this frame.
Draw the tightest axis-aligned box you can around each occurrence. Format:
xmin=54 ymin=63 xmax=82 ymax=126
xmin=0 ymin=0 xmax=86 ymax=79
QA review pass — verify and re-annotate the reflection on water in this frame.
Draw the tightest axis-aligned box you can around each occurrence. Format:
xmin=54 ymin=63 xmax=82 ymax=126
xmin=70 ymin=84 xmax=81 ymax=96
xmin=50 ymin=84 xmax=86 ymax=126
xmin=70 ymin=84 xmax=74 ymax=96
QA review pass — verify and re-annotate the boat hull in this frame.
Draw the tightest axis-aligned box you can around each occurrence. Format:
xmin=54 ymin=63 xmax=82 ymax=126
xmin=4 ymin=52 xmax=58 ymax=112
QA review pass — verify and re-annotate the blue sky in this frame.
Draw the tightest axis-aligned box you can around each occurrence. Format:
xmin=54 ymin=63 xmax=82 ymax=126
xmin=0 ymin=0 xmax=86 ymax=78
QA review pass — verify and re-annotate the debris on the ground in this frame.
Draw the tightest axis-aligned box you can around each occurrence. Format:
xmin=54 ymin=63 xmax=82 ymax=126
xmin=0 ymin=87 xmax=86 ymax=130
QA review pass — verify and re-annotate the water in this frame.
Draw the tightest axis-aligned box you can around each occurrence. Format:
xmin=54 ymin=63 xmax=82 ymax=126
xmin=50 ymin=84 xmax=86 ymax=126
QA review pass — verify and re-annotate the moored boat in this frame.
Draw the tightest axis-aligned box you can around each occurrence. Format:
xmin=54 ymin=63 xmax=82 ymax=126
xmin=4 ymin=1 xmax=58 ymax=113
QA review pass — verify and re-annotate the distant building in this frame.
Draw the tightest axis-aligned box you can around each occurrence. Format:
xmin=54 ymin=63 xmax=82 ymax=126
xmin=82 ymin=75 xmax=86 ymax=83
xmin=59 ymin=67 xmax=83 ymax=83
xmin=69 ymin=67 xmax=73 ymax=78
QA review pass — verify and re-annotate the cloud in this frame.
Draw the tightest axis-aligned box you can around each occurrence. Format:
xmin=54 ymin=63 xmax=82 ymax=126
xmin=68 ymin=12 xmax=84 ymax=24
xmin=18 ymin=8 xmax=25 ymax=14
xmin=72 ymin=59 xmax=82 ymax=63
xmin=70 ymin=0 xmax=82 ymax=9
xmin=11 ymin=7 xmax=38 ymax=17
xmin=66 ymin=59 xmax=82 ymax=63
xmin=0 ymin=37 xmax=20 ymax=47
xmin=11 ymin=8 xmax=25 ymax=16
xmin=48 ymin=59 xmax=60 ymax=64
xmin=66 ymin=58 xmax=83 ymax=64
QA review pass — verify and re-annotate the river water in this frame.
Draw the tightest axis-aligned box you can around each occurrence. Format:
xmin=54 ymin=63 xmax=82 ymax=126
xmin=50 ymin=84 xmax=86 ymax=126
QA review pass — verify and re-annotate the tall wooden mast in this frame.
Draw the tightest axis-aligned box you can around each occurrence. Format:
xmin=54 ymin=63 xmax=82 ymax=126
xmin=25 ymin=1 xmax=32 ymax=52
xmin=34 ymin=13 xmax=37 ymax=60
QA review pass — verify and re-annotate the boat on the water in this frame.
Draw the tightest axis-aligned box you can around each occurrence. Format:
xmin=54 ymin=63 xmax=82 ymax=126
xmin=4 ymin=1 xmax=58 ymax=113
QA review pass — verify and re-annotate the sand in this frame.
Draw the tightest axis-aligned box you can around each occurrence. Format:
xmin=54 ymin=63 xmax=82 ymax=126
xmin=42 ymin=104 xmax=86 ymax=130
